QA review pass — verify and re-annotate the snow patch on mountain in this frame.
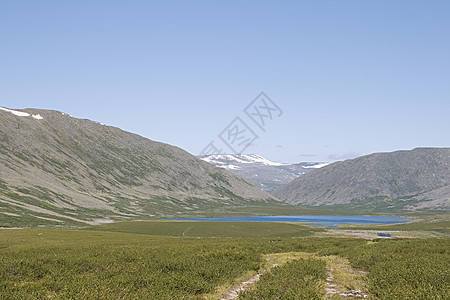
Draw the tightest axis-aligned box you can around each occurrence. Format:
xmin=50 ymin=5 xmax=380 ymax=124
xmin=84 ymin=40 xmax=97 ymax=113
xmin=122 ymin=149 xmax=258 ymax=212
xmin=302 ymin=163 xmax=330 ymax=169
xmin=0 ymin=107 xmax=30 ymax=117
xmin=202 ymin=154 xmax=288 ymax=166
xmin=0 ymin=107 xmax=44 ymax=120
xmin=223 ymin=165 xmax=241 ymax=170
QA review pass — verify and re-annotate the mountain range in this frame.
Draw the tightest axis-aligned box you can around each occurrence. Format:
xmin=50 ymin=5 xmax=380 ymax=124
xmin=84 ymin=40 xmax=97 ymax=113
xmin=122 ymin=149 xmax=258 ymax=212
xmin=0 ymin=107 xmax=275 ymax=227
xmin=199 ymin=154 xmax=328 ymax=193
xmin=275 ymin=148 xmax=450 ymax=212
xmin=1 ymin=106 xmax=448 ymax=228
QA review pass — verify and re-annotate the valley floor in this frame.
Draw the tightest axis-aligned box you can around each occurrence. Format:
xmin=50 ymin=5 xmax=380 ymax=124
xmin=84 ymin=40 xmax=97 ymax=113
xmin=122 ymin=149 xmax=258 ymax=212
xmin=0 ymin=220 xmax=448 ymax=299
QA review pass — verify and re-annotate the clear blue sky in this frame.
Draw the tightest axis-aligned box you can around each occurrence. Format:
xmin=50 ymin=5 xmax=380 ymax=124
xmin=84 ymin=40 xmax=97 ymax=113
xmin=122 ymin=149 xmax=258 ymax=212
xmin=1 ymin=0 xmax=449 ymax=163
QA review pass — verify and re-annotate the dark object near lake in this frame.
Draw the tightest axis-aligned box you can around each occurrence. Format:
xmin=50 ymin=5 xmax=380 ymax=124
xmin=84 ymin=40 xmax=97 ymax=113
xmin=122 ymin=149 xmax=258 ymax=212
xmin=377 ymin=233 xmax=392 ymax=237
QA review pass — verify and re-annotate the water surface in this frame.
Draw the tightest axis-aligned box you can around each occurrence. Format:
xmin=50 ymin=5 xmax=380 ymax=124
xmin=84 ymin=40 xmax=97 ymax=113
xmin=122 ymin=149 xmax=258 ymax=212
xmin=169 ymin=215 xmax=408 ymax=227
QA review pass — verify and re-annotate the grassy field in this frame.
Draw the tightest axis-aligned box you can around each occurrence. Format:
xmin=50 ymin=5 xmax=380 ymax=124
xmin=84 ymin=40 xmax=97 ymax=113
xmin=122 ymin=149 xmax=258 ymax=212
xmin=0 ymin=221 xmax=449 ymax=299
xmin=88 ymin=220 xmax=322 ymax=237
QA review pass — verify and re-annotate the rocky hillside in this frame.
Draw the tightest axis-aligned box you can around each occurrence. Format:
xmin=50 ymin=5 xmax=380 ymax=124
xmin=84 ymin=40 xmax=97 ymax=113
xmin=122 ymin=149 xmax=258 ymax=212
xmin=275 ymin=148 xmax=450 ymax=212
xmin=0 ymin=107 xmax=275 ymax=227
xmin=199 ymin=154 xmax=328 ymax=193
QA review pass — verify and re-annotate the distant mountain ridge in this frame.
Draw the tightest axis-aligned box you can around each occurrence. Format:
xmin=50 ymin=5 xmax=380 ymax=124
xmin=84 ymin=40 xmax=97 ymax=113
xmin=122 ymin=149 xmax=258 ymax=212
xmin=275 ymin=148 xmax=450 ymax=212
xmin=0 ymin=107 xmax=275 ymax=227
xmin=199 ymin=154 xmax=328 ymax=193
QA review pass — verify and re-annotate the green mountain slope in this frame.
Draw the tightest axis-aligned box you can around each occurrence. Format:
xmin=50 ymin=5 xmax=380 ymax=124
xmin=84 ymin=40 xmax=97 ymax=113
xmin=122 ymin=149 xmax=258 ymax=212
xmin=275 ymin=148 xmax=450 ymax=212
xmin=0 ymin=107 xmax=275 ymax=227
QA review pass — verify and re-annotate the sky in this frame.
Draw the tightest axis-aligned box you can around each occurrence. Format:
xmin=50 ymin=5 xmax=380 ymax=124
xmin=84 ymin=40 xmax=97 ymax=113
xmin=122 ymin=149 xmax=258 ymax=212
xmin=1 ymin=0 xmax=449 ymax=163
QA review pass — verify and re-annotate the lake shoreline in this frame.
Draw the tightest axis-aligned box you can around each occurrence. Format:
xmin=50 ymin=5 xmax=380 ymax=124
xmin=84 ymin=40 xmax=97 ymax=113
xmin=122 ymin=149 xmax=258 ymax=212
xmin=167 ymin=215 xmax=410 ymax=227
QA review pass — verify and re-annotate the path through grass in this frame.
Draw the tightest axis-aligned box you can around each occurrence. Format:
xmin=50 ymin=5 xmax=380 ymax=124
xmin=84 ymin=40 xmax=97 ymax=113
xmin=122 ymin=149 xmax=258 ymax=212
xmin=211 ymin=252 xmax=369 ymax=299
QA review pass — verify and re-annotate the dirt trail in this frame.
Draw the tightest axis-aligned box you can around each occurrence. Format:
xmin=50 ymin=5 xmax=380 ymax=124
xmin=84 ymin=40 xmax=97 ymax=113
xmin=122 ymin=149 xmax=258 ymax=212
xmin=325 ymin=266 xmax=339 ymax=297
xmin=209 ymin=252 xmax=369 ymax=300
xmin=219 ymin=273 xmax=262 ymax=300
xmin=322 ymin=255 xmax=368 ymax=299
xmin=218 ymin=252 xmax=313 ymax=300
xmin=182 ymin=226 xmax=193 ymax=237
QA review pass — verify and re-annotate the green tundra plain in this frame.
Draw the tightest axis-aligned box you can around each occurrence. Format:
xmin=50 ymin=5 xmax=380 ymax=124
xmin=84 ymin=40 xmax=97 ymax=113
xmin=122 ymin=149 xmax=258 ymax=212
xmin=0 ymin=215 xmax=449 ymax=300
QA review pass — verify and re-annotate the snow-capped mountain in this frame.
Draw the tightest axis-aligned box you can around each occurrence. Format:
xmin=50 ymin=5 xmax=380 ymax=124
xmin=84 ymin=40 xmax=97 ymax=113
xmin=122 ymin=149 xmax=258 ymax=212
xmin=201 ymin=154 xmax=288 ymax=169
xmin=199 ymin=154 xmax=329 ymax=194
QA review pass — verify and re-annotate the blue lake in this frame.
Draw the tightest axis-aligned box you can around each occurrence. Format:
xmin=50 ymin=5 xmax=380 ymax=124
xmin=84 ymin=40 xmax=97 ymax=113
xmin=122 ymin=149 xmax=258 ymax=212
xmin=169 ymin=215 xmax=409 ymax=227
